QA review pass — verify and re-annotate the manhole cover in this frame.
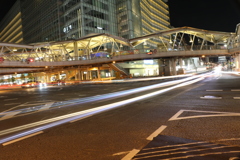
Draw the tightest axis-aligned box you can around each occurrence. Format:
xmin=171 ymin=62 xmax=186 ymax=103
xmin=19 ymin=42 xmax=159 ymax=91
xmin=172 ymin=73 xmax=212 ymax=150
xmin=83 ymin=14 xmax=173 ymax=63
xmin=200 ymin=95 xmax=222 ymax=99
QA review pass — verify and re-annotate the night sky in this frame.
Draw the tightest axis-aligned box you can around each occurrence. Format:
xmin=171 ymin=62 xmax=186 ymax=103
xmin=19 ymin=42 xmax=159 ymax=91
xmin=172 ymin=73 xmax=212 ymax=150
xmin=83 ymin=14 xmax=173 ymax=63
xmin=0 ymin=0 xmax=240 ymax=33
xmin=168 ymin=0 xmax=240 ymax=32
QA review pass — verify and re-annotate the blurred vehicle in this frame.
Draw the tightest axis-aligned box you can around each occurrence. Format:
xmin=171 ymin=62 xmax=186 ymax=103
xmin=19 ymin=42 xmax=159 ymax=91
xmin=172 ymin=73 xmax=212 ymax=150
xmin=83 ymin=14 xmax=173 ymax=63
xmin=21 ymin=82 xmax=37 ymax=88
xmin=51 ymin=80 xmax=66 ymax=86
xmin=21 ymin=81 xmax=46 ymax=88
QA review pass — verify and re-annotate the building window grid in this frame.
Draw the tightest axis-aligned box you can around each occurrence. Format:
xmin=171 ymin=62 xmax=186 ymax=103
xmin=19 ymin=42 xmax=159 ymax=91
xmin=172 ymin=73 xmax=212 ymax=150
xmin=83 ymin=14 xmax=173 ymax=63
xmin=141 ymin=2 xmax=169 ymax=22
xmin=141 ymin=11 xmax=169 ymax=27
xmin=141 ymin=13 xmax=169 ymax=30
xmin=141 ymin=0 xmax=169 ymax=18
xmin=3 ymin=25 xmax=22 ymax=42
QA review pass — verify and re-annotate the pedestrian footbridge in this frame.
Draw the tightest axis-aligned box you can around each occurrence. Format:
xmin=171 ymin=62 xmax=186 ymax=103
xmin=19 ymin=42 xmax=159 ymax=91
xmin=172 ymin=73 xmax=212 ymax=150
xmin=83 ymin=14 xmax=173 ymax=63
xmin=0 ymin=26 xmax=240 ymax=74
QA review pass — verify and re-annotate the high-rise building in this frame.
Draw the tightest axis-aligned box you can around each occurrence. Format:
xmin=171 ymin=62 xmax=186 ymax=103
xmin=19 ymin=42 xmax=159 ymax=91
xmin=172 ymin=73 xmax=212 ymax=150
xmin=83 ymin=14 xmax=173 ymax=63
xmin=60 ymin=0 xmax=118 ymax=40
xmin=0 ymin=0 xmax=23 ymax=43
xmin=19 ymin=0 xmax=60 ymax=43
xmin=0 ymin=0 xmax=170 ymax=44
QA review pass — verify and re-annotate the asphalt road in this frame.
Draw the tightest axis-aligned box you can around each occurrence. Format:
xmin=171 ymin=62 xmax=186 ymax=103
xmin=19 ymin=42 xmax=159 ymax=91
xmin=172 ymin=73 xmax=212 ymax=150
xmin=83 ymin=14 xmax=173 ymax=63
xmin=1 ymin=72 xmax=240 ymax=160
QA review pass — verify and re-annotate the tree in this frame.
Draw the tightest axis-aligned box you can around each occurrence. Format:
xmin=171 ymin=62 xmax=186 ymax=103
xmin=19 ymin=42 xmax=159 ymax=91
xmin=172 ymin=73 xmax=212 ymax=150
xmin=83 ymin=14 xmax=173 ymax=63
xmin=20 ymin=74 xmax=25 ymax=81
xmin=28 ymin=73 xmax=34 ymax=81
xmin=11 ymin=77 xmax=16 ymax=83
xmin=0 ymin=79 xmax=4 ymax=84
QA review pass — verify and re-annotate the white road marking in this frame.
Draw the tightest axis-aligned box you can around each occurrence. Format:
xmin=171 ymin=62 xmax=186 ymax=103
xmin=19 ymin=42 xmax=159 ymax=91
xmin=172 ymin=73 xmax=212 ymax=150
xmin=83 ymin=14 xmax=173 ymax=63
xmin=113 ymin=151 xmax=131 ymax=156
xmin=3 ymin=98 xmax=18 ymax=101
xmin=169 ymin=110 xmax=240 ymax=121
xmin=2 ymin=103 xmax=27 ymax=112
xmin=38 ymin=102 xmax=54 ymax=111
xmin=2 ymin=131 xmax=43 ymax=146
xmin=229 ymin=157 xmax=240 ymax=160
xmin=200 ymin=96 xmax=222 ymax=99
xmin=231 ymin=89 xmax=240 ymax=91
xmin=58 ymin=88 xmax=63 ymax=91
xmin=206 ymin=90 xmax=223 ymax=91
xmin=0 ymin=111 xmax=22 ymax=120
xmin=18 ymin=101 xmax=53 ymax=107
xmin=0 ymin=77 xmax=204 ymax=141
xmin=233 ymin=97 xmax=240 ymax=99
xmin=146 ymin=125 xmax=167 ymax=141
xmin=121 ymin=149 xmax=140 ymax=160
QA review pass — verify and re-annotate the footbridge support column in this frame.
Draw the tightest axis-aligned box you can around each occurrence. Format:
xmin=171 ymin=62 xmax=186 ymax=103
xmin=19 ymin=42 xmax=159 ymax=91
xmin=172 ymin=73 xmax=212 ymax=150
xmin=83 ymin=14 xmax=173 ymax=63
xmin=171 ymin=58 xmax=177 ymax=76
xmin=158 ymin=59 xmax=164 ymax=76
xmin=161 ymin=58 xmax=177 ymax=76
xmin=235 ymin=53 xmax=240 ymax=71
xmin=177 ymin=58 xmax=185 ymax=74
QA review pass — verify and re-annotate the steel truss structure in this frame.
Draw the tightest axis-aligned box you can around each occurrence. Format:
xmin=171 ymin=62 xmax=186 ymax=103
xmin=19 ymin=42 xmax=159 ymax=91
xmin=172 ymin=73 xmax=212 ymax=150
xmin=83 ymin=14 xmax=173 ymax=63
xmin=130 ymin=26 xmax=235 ymax=51
xmin=0 ymin=26 xmax=239 ymax=75
xmin=0 ymin=33 xmax=130 ymax=63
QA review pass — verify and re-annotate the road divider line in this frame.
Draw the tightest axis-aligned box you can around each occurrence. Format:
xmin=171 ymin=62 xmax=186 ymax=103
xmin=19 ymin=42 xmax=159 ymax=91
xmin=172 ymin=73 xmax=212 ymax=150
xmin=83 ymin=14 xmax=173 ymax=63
xmin=233 ymin=97 xmax=240 ymax=99
xmin=147 ymin=125 xmax=167 ymax=141
xmin=2 ymin=131 xmax=43 ymax=146
xmin=121 ymin=149 xmax=140 ymax=160
xmin=231 ymin=89 xmax=240 ymax=91
xmin=206 ymin=90 xmax=223 ymax=91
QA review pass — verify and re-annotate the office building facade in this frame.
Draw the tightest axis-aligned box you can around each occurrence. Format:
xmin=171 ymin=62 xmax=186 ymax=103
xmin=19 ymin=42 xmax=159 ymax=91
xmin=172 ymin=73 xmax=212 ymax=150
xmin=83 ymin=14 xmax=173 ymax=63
xmin=0 ymin=0 xmax=23 ymax=43
xmin=0 ymin=0 xmax=170 ymax=44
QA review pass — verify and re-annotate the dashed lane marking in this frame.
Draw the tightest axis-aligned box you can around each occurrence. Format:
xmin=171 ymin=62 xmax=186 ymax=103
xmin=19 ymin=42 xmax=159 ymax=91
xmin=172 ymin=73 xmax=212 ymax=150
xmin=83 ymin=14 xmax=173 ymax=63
xmin=206 ymin=90 xmax=223 ymax=91
xmin=147 ymin=125 xmax=167 ymax=141
xmin=200 ymin=95 xmax=222 ymax=99
xmin=169 ymin=110 xmax=240 ymax=121
xmin=121 ymin=149 xmax=140 ymax=160
xmin=231 ymin=89 xmax=240 ymax=91
xmin=2 ymin=131 xmax=43 ymax=146
xmin=233 ymin=97 xmax=240 ymax=99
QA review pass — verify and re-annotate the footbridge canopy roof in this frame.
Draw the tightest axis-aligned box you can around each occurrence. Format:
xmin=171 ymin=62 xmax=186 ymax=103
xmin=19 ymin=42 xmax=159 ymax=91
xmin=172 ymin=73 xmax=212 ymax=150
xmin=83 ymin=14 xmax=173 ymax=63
xmin=130 ymin=26 xmax=235 ymax=47
xmin=0 ymin=33 xmax=131 ymax=53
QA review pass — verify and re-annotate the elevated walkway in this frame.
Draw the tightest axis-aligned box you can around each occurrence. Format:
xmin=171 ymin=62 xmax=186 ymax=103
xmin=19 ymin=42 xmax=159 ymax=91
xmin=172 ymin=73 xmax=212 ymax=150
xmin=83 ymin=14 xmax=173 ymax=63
xmin=0 ymin=26 xmax=239 ymax=74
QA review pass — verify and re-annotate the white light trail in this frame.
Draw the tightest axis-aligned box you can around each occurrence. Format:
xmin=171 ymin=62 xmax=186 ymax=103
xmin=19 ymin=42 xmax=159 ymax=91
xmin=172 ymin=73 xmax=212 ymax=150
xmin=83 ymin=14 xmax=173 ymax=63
xmin=0 ymin=76 xmax=204 ymax=145
xmin=0 ymin=74 xmax=206 ymax=120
